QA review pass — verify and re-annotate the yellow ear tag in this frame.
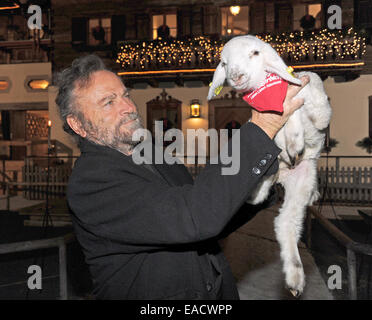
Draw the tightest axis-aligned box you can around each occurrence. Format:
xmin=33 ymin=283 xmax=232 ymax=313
xmin=209 ymin=82 xmax=223 ymax=96
xmin=287 ymin=66 xmax=295 ymax=78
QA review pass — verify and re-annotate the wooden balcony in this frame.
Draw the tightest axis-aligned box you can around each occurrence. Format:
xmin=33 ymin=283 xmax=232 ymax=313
xmin=116 ymin=28 xmax=366 ymax=87
xmin=0 ymin=38 xmax=53 ymax=64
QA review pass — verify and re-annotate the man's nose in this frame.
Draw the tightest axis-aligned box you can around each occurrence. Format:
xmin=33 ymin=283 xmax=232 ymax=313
xmin=118 ymin=98 xmax=136 ymax=116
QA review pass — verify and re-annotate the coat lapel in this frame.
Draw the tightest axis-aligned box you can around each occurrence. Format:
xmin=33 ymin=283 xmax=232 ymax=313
xmin=79 ymin=138 xmax=192 ymax=187
xmin=150 ymin=140 xmax=194 ymax=186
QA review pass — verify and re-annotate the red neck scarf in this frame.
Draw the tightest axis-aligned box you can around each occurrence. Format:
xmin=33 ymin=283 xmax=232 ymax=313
xmin=242 ymin=73 xmax=288 ymax=113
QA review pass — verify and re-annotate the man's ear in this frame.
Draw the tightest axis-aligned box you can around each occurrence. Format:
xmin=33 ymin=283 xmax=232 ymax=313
xmin=66 ymin=115 xmax=87 ymax=138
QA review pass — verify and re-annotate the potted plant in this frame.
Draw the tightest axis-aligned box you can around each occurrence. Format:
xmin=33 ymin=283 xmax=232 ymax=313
xmin=355 ymin=137 xmax=372 ymax=154
xmin=322 ymin=138 xmax=339 ymax=153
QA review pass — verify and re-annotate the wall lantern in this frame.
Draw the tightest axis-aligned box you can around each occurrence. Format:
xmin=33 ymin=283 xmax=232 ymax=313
xmin=190 ymin=99 xmax=201 ymax=118
xmin=0 ymin=80 xmax=9 ymax=91
xmin=28 ymin=79 xmax=50 ymax=90
xmin=230 ymin=6 xmax=240 ymax=16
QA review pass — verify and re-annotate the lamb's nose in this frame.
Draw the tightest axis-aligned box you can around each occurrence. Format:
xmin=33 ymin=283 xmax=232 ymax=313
xmin=231 ymin=74 xmax=244 ymax=82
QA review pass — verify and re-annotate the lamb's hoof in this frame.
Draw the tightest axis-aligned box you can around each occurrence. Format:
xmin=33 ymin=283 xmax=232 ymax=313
xmin=285 ymin=264 xmax=305 ymax=298
xmin=288 ymin=288 xmax=301 ymax=298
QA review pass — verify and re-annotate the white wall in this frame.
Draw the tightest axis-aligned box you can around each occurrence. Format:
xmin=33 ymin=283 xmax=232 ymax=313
xmin=48 ymin=75 xmax=372 ymax=168
xmin=0 ymin=62 xmax=51 ymax=104
xmin=322 ymin=74 xmax=372 ymax=167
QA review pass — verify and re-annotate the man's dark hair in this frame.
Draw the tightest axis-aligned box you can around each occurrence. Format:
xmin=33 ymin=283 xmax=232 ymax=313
xmin=54 ymin=54 xmax=107 ymax=138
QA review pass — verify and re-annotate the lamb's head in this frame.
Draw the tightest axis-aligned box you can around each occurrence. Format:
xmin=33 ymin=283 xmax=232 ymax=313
xmin=208 ymin=35 xmax=302 ymax=100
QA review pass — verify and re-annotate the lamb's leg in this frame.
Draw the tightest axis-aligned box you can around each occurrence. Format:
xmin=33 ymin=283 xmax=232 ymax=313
xmin=275 ymin=159 xmax=318 ymax=297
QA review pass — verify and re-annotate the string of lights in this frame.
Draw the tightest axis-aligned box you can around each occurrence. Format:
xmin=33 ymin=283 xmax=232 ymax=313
xmin=116 ymin=28 xmax=366 ymax=70
xmin=257 ymin=28 xmax=366 ymax=62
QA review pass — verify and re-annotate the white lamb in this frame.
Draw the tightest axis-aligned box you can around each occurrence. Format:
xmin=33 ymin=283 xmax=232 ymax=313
xmin=208 ymin=35 xmax=332 ymax=297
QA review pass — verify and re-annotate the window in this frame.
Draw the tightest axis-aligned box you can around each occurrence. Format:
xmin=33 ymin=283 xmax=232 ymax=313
xmin=146 ymin=90 xmax=181 ymax=144
xmin=294 ymin=3 xmax=322 ymax=30
xmin=221 ymin=6 xmax=249 ymax=36
xmin=152 ymin=14 xmax=177 ymax=39
xmin=88 ymin=18 xmax=111 ymax=45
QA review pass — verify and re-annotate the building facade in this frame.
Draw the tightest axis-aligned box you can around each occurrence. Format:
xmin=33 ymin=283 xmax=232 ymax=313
xmin=1 ymin=0 xmax=372 ymax=175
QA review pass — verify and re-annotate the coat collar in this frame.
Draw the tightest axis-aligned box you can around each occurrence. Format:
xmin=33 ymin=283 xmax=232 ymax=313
xmin=78 ymin=138 xmax=183 ymax=186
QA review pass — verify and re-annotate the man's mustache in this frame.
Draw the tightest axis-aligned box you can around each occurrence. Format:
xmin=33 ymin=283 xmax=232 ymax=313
xmin=121 ymin=112 xmax=140 ymax=125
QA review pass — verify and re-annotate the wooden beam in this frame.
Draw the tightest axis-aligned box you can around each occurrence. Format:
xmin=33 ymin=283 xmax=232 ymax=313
xmin=0 ymin=102 xmax=48 ymax=111
xmin=175 ymin=77 xmax=184 ymax=87
xmin=147 ymin=79 xmax=159 ymax=88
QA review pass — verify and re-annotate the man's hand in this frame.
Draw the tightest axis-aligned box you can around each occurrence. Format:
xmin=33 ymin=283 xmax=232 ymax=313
xmin=250 ymin=76 xmax=310 ymax=139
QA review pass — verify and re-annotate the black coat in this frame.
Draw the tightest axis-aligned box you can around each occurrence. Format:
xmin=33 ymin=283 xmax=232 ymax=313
xmin=67 ymin=122 xmax=281 ymax=299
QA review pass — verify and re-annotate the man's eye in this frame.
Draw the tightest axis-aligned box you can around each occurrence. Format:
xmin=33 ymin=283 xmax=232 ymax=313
xmin=105 ymin=100 xmax=114 ymax=106
xmin=123 ymin=92 xmax=130 ymax=98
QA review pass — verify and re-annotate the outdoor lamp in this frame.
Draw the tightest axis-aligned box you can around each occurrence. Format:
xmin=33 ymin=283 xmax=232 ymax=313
xmin=230 ymin=6 xmax=240 ymax=16
xmin=190 ymin=99 xmax=201 ymax=118
xmin=28 ymin=79 xmax=49 ymax=90
xmin=0 ymin=80 xmax=9 ymax=91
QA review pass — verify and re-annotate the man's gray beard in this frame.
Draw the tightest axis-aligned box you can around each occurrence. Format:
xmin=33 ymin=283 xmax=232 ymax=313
xmin=84 ymin=112 xmax=144 ymax=153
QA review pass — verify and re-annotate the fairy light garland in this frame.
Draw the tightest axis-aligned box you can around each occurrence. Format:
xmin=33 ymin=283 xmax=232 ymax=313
xmin=116 ymin=28 xmax=366 ymax=70
xmin=256 ymin=28 xmax=366 ymax=62
xmin=117 ymin=36 xmax=223 ymax=69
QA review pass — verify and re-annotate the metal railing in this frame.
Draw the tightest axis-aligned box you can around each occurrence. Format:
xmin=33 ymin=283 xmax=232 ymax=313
xmin=0 ymin=233 xmax=75 ymax=300
xmin=318 ymin=155 xmax=372 ymax=205
xmin=306 ymin=206 xmax=372 ymax=300
xmin=319 ymin=155 xmax=372 ymax=171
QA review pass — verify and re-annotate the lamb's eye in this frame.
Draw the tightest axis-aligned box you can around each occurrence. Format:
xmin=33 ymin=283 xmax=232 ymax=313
xmin=221 ymin=62 xmax=226 ymax=67
xmin=253 ymin=51 xmax=259 ymax=56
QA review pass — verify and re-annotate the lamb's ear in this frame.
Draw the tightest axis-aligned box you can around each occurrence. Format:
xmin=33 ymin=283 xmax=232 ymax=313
xmin=262 ymin=42 xmax=302 ymax=85
xmin=207 ymin=62 xmax=226 ymax=100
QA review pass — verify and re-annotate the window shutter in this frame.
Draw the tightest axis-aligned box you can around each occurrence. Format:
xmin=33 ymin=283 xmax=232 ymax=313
xmin=251 ymin=3 xmax=265 ymax=33
xmin=203 ymin=6 xmax=219 ymax=36
xmin=177 ymin=7 xmax=192 ymax=38
xmin=71 ymin=17 xmax=87 ymax=45
xmin=1 ymin=111 xmax=10 ymax=141
xmin=111 ymin=15 xmax=126 ymax=45
xmin=356 ymin=0 xmax=372 ymax=28
xmin=191 ymin=7 xmax=203 ymax=36
xmin=136 ymin=14 xmax=150 ymax=40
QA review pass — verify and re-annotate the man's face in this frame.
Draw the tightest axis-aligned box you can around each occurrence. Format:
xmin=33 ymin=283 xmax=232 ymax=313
xmin=69 ymin=70 xmax=143 ymax=150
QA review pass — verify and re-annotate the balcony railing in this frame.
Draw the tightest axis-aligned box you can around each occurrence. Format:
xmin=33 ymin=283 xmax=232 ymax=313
xmin=0 ymin=38 xmax=53 ymax=64
xmin=116 ymin=28 xmax=366 ymax=80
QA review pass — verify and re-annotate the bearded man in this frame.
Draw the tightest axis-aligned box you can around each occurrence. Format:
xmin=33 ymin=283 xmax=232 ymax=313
xmin=55 ymin=54 xmax=308 ymax=299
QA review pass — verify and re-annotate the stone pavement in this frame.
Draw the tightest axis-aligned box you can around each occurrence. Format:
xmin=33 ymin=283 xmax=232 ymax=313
xmin=0 ymin=195 xmax=44 ymax=212
xmin=222 ymin=205 xmax=334 ymax=300
xmin=2 ymin=195 xmax=366 ymax=300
